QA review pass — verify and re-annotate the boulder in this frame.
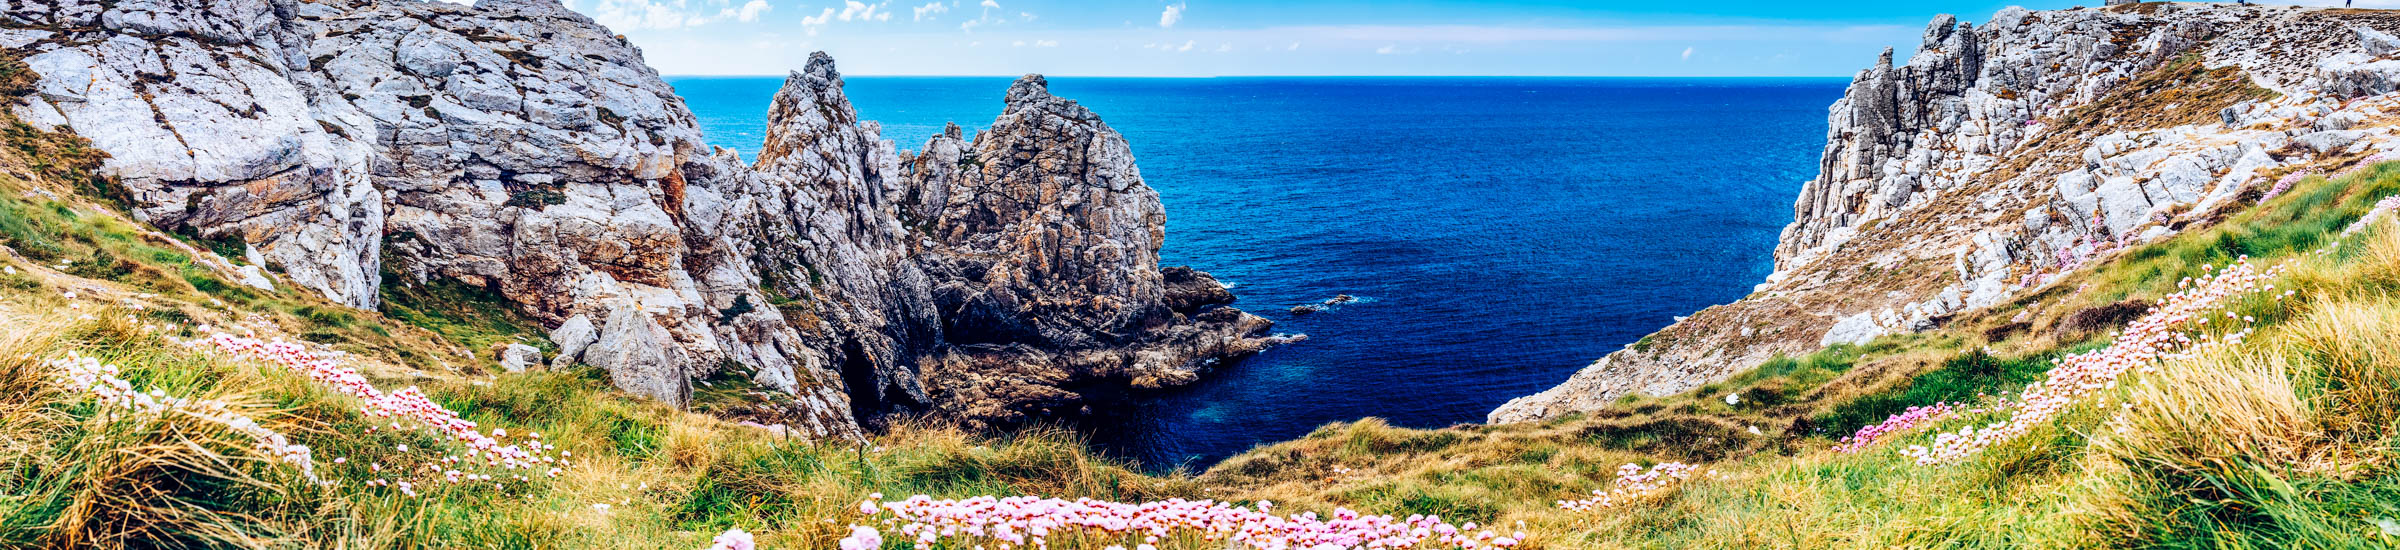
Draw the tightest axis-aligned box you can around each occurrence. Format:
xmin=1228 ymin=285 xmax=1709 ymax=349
xmin=500 ymin=343 xmax=543 ymax=373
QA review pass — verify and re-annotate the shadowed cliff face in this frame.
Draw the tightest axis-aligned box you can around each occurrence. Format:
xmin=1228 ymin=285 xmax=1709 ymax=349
xmin=734 ymin=57 xmax=1284 ymax=429
xmin=1496 ymin=3 xmax=2400 ymax=424
xmin=6 ymin=0 xmax=1277 ymax=437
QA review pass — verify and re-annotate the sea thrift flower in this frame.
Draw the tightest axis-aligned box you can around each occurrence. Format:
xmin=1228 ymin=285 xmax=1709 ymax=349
xmin=703 ymin=528 xmax=756 ymax=550
xmin=2263 ymin=170 xmax=2313 ymax=202
xmin=45 ymin=352 xmax=321 ymax=482
xmin=837 ymin=525 xmax=881 ymax=550
xmin=1832 ymin=402 xmax=1965 ymax=453
xmin=855 ymin=494 xmax=1516 ymax=549
xmin=2341 ymin=195 xmax=2400 ymax=237
xmin=2334 ymin=153 xmax=2389 ymax=180
xmin=167 ymin=330 xmax=568 ymax=496
xmin=1902 ymin=258 xmax=2288 ymax=465
xmin=1557 ymin=462 xmax=1702 ymax=512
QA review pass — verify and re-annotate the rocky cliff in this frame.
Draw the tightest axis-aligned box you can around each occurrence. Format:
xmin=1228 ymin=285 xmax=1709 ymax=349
xmin=6 ymin=0 xmax=1277 ymax=438
xmin=1496 ymin=3 xmax=2400 ymax=423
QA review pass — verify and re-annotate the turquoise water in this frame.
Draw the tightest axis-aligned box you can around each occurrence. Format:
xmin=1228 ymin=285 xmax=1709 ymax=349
xmin=668 ymin=76 xmax=1847 ymax=469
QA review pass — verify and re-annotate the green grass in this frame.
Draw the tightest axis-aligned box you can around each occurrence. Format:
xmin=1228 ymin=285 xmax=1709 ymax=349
xmin=377 ymin=269 xmax=557 ymax=372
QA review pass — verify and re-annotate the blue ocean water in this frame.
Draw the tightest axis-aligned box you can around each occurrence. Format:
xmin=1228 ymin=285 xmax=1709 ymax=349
xmin=667 ymin=76 xmax=1847 ymax=469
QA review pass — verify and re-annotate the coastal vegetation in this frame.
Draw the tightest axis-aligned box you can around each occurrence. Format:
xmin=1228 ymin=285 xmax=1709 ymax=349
xmin=9 ymin=7 xmax=2400 ymax=547
xmin=7 ymin=87 xmax=2400 ymax=545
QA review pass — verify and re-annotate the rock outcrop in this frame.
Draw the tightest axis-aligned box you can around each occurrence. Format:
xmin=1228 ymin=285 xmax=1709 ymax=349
xmin=1496 ymin=3 xmax=2400 ymax=424
xmin=8 ymin=0 xmax=1276 ymax=437
xmin=902 ymin=75 xmax=1281 ymax=426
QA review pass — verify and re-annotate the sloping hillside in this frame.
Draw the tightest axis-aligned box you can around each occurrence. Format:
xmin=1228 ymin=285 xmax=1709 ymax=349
xmin=10 ymin=3 xmax=2400 ymax=550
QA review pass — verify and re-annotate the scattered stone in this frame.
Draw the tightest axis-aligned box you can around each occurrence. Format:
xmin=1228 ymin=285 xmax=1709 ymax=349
xmin=499 ymin=344 xmax=543 ymax=373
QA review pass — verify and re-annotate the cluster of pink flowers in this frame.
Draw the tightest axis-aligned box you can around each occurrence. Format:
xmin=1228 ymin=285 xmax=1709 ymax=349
xmin=2333 ymin=153 xmax=2390 ymax=181
xmin=1555 ymin=462 xmax=1703 ymax=512
xmin=1902 ymin=258 xmax=2289 ymax=465
xmin=838 ymin=494 xmax=1525 ymax=549
xmin=703 ymin=528 xmax=756 ymax=550
xmin=46 ymin=352 xmax=320 ymax=481
xmin=2263 ymin=170 xmax=2315 ymax=202
xmin=2341 ymin=195 xmax=2400 ymax=237
xmin=1830 ymin=402 xmax=1971 ymax=454
xmin=181 ymin=329 xmax=569 ymax=492
xmin=2023 ymin=235 xmax=2134 ymax=288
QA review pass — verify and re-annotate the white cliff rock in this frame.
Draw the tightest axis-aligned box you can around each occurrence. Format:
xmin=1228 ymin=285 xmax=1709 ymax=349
xmin=1496 ymin=3 xmax=2400 ymax=424
xmin=11 ymin=0 xmax=1277 ymax=438
xmin=500 ymin=343 xmax=543 ymax=373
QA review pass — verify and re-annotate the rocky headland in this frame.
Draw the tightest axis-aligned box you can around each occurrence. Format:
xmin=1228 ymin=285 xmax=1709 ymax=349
xmin=4 ymin=0 xmax=1280 ymax=438
xmin=1496 ymin=3 xmax=2400 ymax=423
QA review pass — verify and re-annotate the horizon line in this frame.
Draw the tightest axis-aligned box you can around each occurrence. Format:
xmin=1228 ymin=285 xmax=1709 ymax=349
xmin=661 ymin=73 xmax=1863 ymax=79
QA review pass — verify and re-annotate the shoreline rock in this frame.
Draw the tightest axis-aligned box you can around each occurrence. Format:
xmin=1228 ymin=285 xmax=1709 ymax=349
xmin=1496 ymin=3 xmax=2400 ymax=424
xmin=8 ymin=0 xmax=1278 ymax=438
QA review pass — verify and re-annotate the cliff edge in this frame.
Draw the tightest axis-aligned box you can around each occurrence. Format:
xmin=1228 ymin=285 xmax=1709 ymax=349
xmin=1497 ymin=3 xmax=2400 ymax=423
xmin=5 ymin=0 xmax=1277 ymax=437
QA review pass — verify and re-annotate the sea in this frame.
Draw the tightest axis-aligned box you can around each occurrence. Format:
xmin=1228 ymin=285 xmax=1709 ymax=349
xmin=665 ymin=76 xmax=1850 ymax=470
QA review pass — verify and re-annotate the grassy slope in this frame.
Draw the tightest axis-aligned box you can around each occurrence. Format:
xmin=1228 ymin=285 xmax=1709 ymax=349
xmin=1202 ymin=165 xmax=2400 ymax=548
xmin=0 ymin=54 xmax=1187 ymax=550
xmin=5 ymin=51 xmax=2400 ymax=548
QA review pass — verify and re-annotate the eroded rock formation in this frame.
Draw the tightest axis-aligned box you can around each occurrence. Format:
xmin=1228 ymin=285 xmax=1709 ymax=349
xmin=1496 ymin=3 xmax=2400 ymax=424
xmin=7 ymin=0 xmax=1276 ymax=437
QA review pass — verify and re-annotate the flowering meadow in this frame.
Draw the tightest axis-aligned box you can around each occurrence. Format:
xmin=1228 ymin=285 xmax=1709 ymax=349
xmin=1830 ymin=402 xmax=1968 ymax=454
xmin=837 ymin=494 xmax=1527 ymax=549
xmin=1554 ymin=462 xmax=1704 ymax=512
xmin=174 ymin=329 xmax=572 ymax=495
xmin=1901 ymin=257 xmax=2289 ymax=465
xmin=46 ymin=352 xmax=321 ymax=480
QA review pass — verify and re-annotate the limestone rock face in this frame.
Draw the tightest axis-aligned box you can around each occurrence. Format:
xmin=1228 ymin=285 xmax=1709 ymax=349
xmin=903 ymin=75 xmax=1282 ymax=427
xmin=1496 ymin=4 xmax=2400 ymax=424
xmin=8 ymin=0 xmax=1274 ymax=436
xmin=10 ymin=0 xmax=383 ymax=308
xmin=723 ymin=58 xmax=1283 ymax=428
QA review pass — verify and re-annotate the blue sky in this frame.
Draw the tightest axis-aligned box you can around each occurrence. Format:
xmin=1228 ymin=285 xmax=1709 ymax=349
xmin=558 ymin=0 xmax=2374 ymax=76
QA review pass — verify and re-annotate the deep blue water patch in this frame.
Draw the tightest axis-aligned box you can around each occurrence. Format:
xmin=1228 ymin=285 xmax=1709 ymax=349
xmin=667 ymin=75 xmax=1846 ymax=470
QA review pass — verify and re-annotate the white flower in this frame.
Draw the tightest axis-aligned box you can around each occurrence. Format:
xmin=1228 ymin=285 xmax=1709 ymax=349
xmin=1723 ymin=392 xmax=1741 ymax=406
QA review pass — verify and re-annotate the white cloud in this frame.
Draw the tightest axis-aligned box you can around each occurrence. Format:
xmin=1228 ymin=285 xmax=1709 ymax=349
xmin=801 ymin=7 xmax=835 ymax=35
xmin=1159 ymin=2 xmax=1184 ymax=29
xmin=980 ymin=0 xmax=998 ymax=8
xmin=1176 ymin=40 xmax=1194 ymax=52
xmin=912 ymin=1 xmax=947 ymax=21
xmin=1019 ymin=11 xmax=1036 ymax=21
xmin=1034 ymin=39 xmax=1058 ymax=47
xmin=1374 ymin=44 xmax=1394 ymax=55
xmin=1287 ymin=42 xmax=1299 ymax=51
xmin=1681 ymin=46 xmax=1694 ymax=61
xmin=839 ymin=1 xmax=891 ymax=21
xmin=960 ymin=18 xmax=981 ymax=31
xmin=589 ymin=0 xmax=708 ymax=30
xmin=1215 ymin=42 xmax=1231 ymax=52
xmin=733 ymin=0 xmax=770 ymax=22
xmin=1012 ymin=39 xmax=1026 ymax=47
